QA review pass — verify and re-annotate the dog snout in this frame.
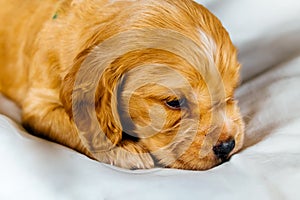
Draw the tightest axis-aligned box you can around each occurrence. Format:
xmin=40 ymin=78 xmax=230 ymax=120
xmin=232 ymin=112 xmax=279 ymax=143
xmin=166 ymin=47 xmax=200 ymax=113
xmin=213 ymin=139 xmax=235 ymax=160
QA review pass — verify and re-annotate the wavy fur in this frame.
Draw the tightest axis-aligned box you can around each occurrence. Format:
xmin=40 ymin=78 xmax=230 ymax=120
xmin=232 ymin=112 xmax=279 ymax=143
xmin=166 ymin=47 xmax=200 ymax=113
xmin=0 ymin=0 xmax=244 ymax=170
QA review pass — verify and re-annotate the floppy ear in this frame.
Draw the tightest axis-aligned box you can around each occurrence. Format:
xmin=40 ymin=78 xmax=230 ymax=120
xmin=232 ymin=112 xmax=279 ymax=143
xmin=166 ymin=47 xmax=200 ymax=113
xmin=60 ymin=48 xmax=124 ymax=155
xmin=94 ymin=65 xmax=125 ymax=146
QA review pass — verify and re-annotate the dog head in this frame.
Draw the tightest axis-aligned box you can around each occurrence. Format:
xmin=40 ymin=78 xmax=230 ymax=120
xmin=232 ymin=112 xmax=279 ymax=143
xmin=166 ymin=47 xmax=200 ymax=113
xmin=118 ymin=53 xmax=244 ymax=170
xmin=61 ymin=0 xmax=244 ymax=170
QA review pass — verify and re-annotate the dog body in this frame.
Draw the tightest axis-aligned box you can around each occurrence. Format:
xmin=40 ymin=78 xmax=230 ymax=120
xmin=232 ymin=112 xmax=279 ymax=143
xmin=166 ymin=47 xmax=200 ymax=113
xmin=0 ymin=0 xmax=244 ymax=170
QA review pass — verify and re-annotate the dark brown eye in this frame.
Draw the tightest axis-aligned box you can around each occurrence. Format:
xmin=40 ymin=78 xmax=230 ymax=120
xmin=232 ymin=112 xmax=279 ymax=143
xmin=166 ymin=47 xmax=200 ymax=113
xmin=166 ymin=98 xmax=186 ymax=109
xmin=226 ymin=97 xmax=235 ymax=104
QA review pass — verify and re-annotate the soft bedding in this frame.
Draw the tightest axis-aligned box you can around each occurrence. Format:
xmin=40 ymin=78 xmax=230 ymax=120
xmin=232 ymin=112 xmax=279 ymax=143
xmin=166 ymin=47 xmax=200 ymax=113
xmin=1 ymin=0 xmax=300 ymax=199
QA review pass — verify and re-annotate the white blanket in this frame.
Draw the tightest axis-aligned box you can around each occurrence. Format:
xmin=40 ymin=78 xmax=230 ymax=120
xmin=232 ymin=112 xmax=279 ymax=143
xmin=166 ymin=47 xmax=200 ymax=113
xmin=1 ymin=0 xmax=300 ymax=199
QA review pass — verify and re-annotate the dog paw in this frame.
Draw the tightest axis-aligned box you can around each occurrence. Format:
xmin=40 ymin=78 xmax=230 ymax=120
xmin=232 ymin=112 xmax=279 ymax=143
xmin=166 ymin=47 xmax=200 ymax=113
xmin=93 ymin=142 xmax=155 ymax=169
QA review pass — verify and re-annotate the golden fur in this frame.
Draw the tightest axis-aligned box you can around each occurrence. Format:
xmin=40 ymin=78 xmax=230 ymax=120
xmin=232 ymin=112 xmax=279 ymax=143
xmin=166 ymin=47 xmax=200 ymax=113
xmin=0 ymin=0 xmax=244 ymax=170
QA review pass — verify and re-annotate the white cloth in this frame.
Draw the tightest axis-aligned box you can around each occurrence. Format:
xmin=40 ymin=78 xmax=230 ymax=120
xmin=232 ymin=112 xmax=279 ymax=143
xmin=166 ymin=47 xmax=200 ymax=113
xmin=1 ymin=0 xmax=300 ymax=199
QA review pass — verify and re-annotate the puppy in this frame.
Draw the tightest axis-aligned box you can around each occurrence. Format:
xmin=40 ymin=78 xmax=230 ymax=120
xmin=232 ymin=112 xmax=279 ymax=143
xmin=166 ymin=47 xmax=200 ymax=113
xmin=0 ymin=0 xmax=244 ymax=170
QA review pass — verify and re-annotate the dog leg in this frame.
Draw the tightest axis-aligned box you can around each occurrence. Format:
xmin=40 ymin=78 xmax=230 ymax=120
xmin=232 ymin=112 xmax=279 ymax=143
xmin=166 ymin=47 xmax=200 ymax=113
xmin=21 ymin=88 xmax=90 ymax=155
xmin=22 ymin=88 xmax=154 ymax=169
xmin=94 ymin=141 xmax=155 ymax=169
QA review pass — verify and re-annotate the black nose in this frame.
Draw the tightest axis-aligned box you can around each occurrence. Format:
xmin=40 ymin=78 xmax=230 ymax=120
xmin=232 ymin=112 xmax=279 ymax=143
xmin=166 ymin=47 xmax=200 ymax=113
xmin=213 ymin=139 xmax=235 ymax=160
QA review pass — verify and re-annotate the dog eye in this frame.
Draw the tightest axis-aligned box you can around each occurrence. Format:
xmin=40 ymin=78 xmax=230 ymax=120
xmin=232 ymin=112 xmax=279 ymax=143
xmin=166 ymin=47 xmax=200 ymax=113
xmin=226 ymin=97 xmax=235 ymax=104
xmin=165 ymin=98 xmax=186 ymax=109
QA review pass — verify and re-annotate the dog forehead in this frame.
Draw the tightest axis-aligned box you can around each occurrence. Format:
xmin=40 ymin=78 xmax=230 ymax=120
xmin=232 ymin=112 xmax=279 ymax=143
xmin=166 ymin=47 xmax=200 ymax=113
xmin=121 ymin=63 xmax=226 ymax=100
xmin=123 ymin=64 xmax=192 ymax=90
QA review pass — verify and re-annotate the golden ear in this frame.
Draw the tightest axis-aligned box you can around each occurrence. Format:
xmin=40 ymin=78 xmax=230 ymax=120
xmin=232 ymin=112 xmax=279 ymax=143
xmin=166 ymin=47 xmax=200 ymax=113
xmin=94 ymin=68 xmax=124 ymax=146
xmin=60 ymin=49 xmax=124 ymax=155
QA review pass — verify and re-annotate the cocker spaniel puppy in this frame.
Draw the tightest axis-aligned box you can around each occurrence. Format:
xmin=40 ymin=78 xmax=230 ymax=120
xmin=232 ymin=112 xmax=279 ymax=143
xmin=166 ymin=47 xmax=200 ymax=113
xmin=0 ymin=0 xmax=244 ymax=170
